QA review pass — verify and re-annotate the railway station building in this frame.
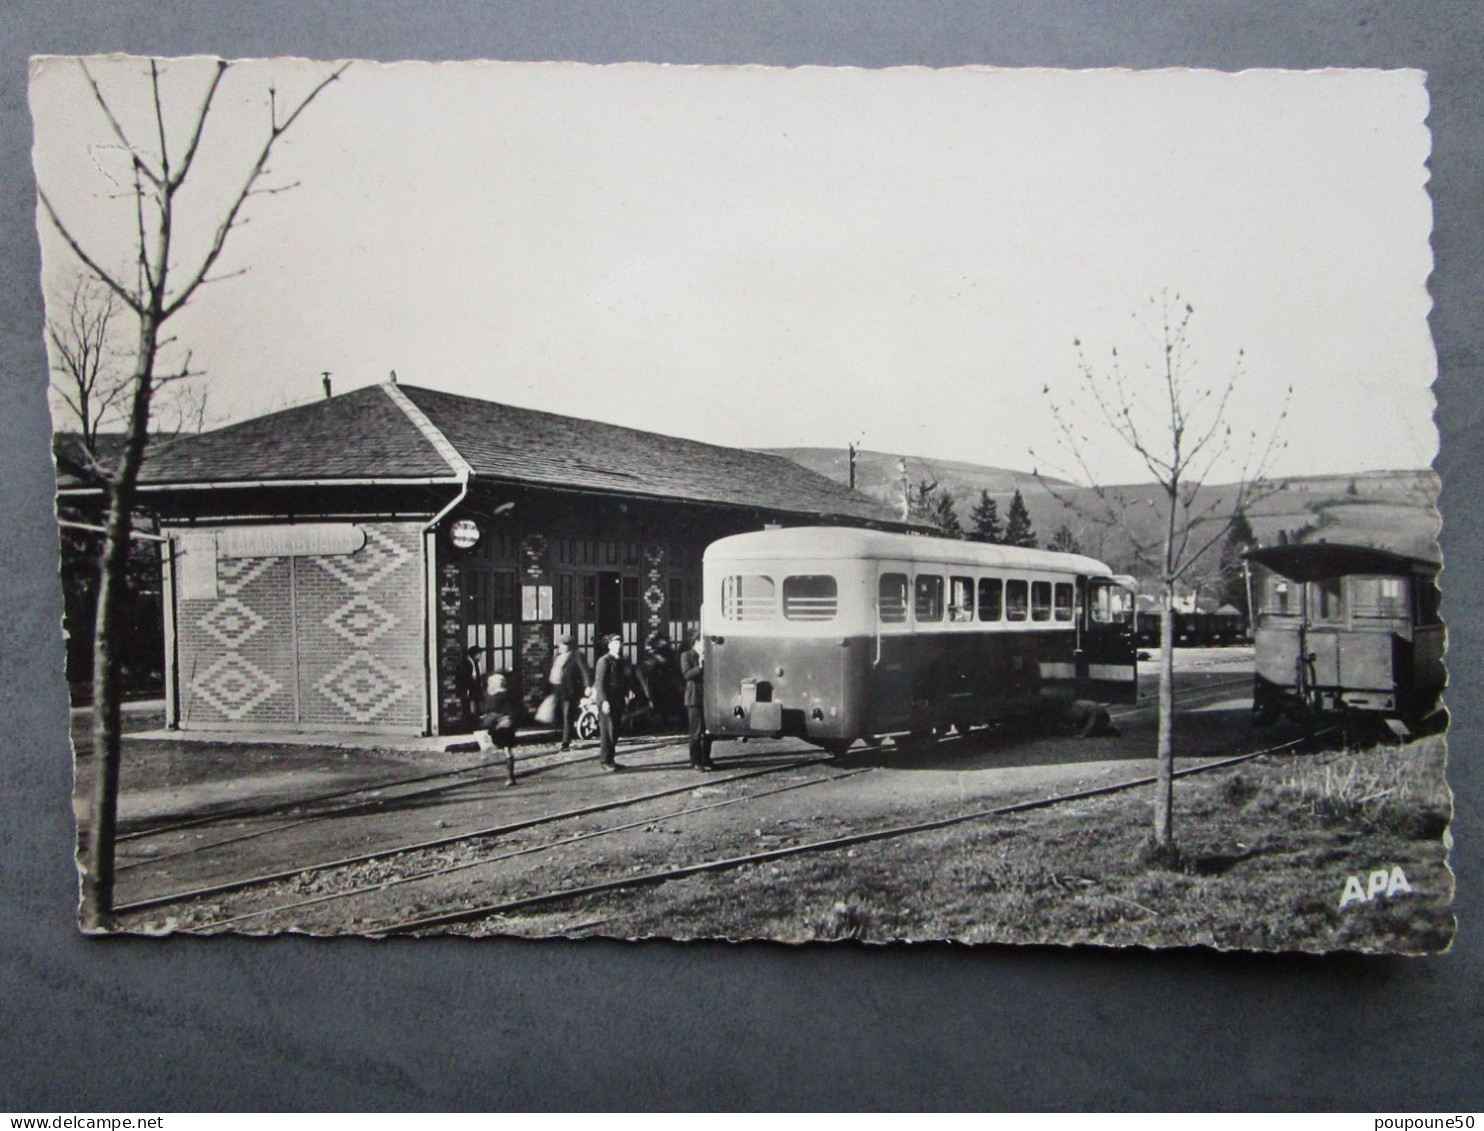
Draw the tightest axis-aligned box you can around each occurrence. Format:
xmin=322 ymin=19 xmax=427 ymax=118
xmin=89 ymin=382 xmax=911 ymax=737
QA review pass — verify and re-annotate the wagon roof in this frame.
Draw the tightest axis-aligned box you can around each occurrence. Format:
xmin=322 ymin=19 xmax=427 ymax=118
xmin=1243 ymin=542 xmax=1440 ymax=582
xmin=705 ymin=526 xmax=1115 ymax=576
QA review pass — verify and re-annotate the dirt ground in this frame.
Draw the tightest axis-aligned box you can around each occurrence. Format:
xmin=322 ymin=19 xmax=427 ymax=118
xmin=72 ymin=647 xmax=1453 ymax=951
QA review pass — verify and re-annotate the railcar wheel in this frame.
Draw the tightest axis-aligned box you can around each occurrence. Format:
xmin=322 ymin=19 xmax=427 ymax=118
xmin=818 ymin=739 xmax=853 ymax=758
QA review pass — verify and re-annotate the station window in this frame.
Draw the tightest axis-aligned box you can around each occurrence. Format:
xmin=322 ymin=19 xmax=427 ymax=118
xmin=978 ymin=577 xmax=1003 ymax=622
xmin=721 ymin=574 xmax=776 ymax=621
xmin=878 ymin=573 xmax=909 ymax=623
xmin=783 ymin=575 xmax=839 ymax=621
xmin=914 ymin=575 xmax=944 ymax=622
xmin=1054 ymin=582 xmax=1074 ymax=622
xmin=1031 ymin=581 xmax=1052 ymax=621
xmin=1005 ymin=579 xmax=1029 ymax=622
xmin=1351 ymin=576 xmax=1408 ymax=619
xmin=949 ymin=576 xmax=975 ymax=622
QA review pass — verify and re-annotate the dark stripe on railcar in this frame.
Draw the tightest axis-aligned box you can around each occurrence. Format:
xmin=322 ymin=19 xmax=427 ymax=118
xmin=705 ymin=629 xmax=1128 ymax=743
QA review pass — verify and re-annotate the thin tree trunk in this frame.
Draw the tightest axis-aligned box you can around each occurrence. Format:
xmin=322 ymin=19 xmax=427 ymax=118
xmin=1153 ymin=580 xmax=1176 ymax=850
xmin=79 ymin=318 xmax=157 ymax=930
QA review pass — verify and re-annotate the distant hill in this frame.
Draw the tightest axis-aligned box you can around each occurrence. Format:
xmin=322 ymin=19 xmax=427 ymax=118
xmin=766 ymin=448 xmax=1072 ymax=511
xmin=765 ymin=447 xmax=1440 ymax=582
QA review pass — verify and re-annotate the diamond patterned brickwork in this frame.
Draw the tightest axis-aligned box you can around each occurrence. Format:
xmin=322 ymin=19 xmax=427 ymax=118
xmin=178 ymin=555 xmax=295 ymax=725
xmin=175 ymin=522 xmax=424 ymax=732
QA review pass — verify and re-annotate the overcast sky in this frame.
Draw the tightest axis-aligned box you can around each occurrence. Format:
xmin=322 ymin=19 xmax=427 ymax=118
xmin=31 ymin=58 xmax=1435 ymax=484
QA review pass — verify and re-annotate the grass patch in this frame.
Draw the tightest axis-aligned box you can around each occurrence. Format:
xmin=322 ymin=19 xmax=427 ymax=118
xmin=573 ymin=737 xmax=1454 ymax=953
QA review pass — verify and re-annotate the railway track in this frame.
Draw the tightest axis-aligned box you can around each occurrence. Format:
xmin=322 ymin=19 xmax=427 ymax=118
xmin=378 ymin=728 xmax=1328 ymax=936
xmin=113 ymin=749 xmax=839 ymax=917
xmin=116 ymin=734 xmax=686 ymax=845
xmin=116 ymin=675 xmax=1251 ymax=874
xmin=112 ymin=670 xmax=1262 ymax=929
xmin=183 ymin=763 xmax=876 ymax=931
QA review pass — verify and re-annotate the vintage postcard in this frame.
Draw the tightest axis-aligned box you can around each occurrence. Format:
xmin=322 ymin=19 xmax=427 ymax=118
xmin=33 ymin=58 xmax=1449 ymax=950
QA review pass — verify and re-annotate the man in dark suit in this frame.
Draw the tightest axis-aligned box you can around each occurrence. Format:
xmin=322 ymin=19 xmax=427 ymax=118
xmin=680 ymin=633 xmax=714 ymax=771
xmin=550 ymin=635 xmax=592 ymax=751
xmin=592 ymin=634 xmax=627 ymax=771
xmin=455 ymin=645 xmax=485 ymax=730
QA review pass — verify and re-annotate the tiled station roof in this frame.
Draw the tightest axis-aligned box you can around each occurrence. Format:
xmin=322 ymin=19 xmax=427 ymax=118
xmin=133 ymin=382 xmax=906 ymax=525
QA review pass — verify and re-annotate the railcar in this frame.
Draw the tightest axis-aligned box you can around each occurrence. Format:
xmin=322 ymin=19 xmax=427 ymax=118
xmin=1245 ymin=543 xmax=1444 ymax=729
xmin=701 ymin=527 xmax=1137 ymax=755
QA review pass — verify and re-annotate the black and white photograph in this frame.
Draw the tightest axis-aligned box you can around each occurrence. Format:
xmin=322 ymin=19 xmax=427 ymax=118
xmin=34 ymin=56 xmax=1449 ymax=951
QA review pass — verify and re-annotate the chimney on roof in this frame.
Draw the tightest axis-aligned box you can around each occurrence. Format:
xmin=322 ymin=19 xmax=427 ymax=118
xmin=321 ymin=371 xmax=332 ymax=399
xmin=389 ymin=369 xmax=398 ymax=384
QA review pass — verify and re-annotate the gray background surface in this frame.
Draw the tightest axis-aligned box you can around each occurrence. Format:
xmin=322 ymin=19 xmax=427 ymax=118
xmin=2 ymin=2 xmax=1479 ymax=1111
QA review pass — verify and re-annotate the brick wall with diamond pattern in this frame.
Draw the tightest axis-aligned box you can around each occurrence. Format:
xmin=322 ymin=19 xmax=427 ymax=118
xmin=174 ymin=522 xmax=424 ymax=732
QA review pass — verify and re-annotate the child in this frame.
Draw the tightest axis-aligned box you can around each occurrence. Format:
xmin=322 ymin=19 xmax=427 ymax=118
xmin=482 ymin=669 xmax=518 ymax=787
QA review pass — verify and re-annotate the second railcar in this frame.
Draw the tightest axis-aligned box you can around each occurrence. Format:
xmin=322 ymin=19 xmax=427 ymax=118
xmin=1245 ymin=543 xmax=1444 ymax=728
xmin=701 ymin=527 xmax=1137 ymax=754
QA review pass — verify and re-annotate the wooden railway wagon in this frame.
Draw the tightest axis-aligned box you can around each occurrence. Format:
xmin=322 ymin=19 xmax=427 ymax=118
xmin=701 ymin=528 xmax=1137 ymax=754
xmin=1245 ymin=543 xmax=1444 ymax=729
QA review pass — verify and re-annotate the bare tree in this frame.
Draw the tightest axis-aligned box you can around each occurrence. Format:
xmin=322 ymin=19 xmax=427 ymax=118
xmin=38 ymin=56 xmax=348 ymax=929
xmin=1035 ymin=292 xmax=1288 ymax=855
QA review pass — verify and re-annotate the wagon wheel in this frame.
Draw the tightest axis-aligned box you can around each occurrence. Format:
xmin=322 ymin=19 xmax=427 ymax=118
xmin=1251 ymin=701 xmax=1280 ymax=728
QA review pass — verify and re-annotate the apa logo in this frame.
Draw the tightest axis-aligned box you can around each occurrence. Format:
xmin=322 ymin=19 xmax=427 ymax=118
xmin=1339 ymin=866 xmax=1412 ymax=909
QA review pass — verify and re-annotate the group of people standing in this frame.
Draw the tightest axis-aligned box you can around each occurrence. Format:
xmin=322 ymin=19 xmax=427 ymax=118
xmin=455 ymin=632 xmax=714 ymax=780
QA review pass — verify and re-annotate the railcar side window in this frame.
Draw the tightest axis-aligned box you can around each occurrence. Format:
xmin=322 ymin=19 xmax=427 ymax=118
xmin=1005 ymin=579 xmax=1029 ymax=622
xmin=1053 ymin=582 xmax=1074 ymax=622
xmin=783 ymin=575 xmax=839 ymax=621
xmin=721 ymin=574 xmax=776 ymax=621
xmin=915 ymin=575 xmax=944 ymax=622
xmin=949 ymin=576 xmax=975 ymax=622
xmin=878 ymin=573 xmax=909 ymax=623
xmin=978 ymin=577 xmax=1003 ymax=622
xmin=1351 ymin=576 xmax=1408 ymax=619
xmin=1031 ymin=581 xmax=1052 ymax=622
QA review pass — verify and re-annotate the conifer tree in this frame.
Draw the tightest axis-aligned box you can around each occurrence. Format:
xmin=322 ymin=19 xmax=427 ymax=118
xmin=1047 ymin=523 xmax=1080 ymax=554
xmin=1003 ymin=489 xmax=1038 ymax=548
xmin=968 ymin=489 xmax=1002 ymax=543
xmin=1217 ymin=509 xmax=1257 ymax=615
xmin=932 ymin=491 xmax=964 ymax=538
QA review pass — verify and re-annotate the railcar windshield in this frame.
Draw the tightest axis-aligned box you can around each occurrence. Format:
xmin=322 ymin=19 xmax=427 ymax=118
xmin=782 ymin=574 xmax=839 ymax=621
xmin=721 ymin=574 xmax=776 ymax=621
xmin=1089 ymin=582 xmax=1131 ymax=623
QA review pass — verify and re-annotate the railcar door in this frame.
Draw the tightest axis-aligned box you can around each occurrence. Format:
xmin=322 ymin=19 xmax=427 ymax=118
xmin=1079 ymin=576 xmax=1138 ymax=704
xmin=870 ymin=563 xmax=914 ymax=731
